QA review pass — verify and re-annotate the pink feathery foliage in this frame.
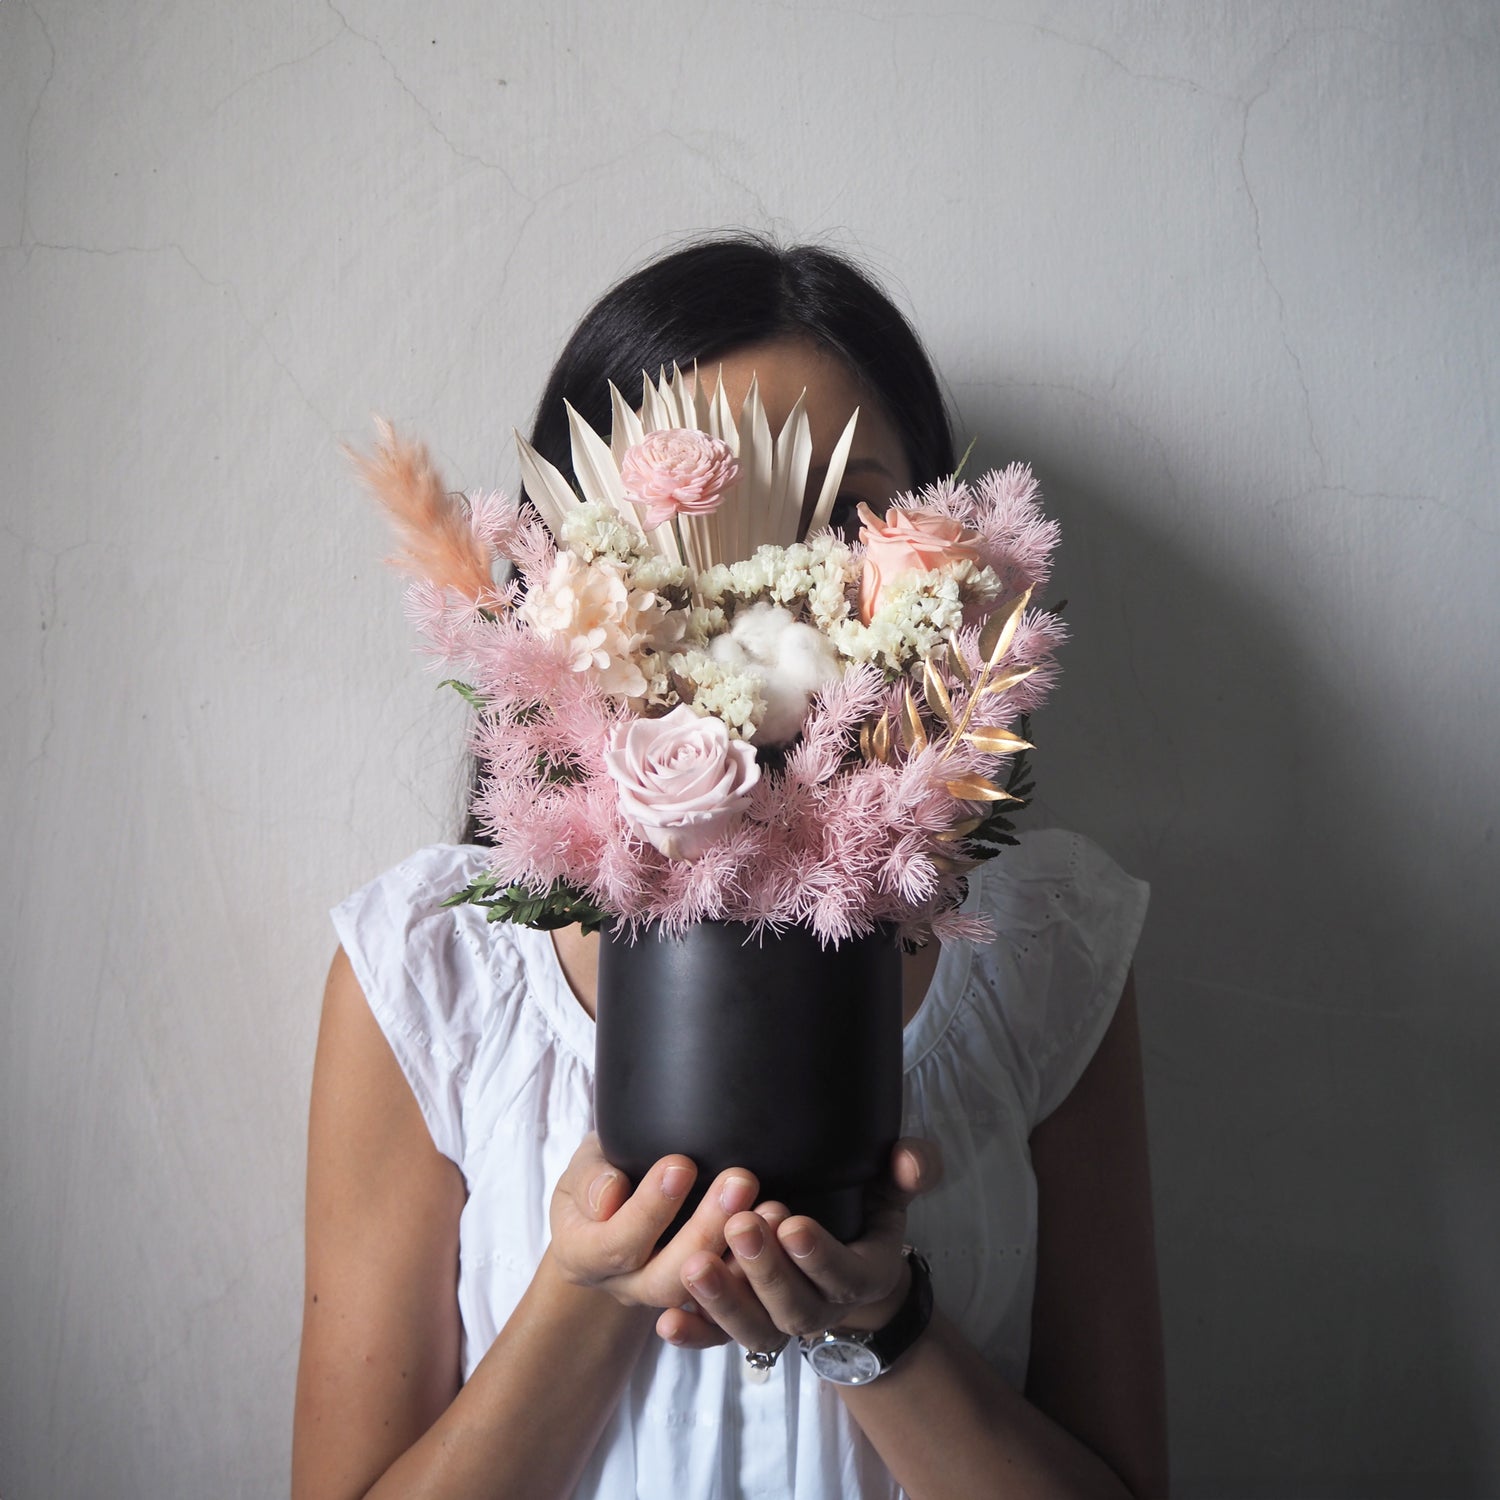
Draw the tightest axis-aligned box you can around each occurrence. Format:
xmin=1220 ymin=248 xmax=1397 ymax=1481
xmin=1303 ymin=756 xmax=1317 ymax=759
xmin=784 ymin=665 xmax=887 ymax=786
xmin=928 ymin=907 xmax=995 ymax=945
xmin=465 ymin=726 xmax=1011 ymax=944
xmin=465 ymin=490 xmax=516 ymax=552
xmin=402 ymin=577 xmax=521 ymax=669
xmin=905 ymin=465 xmax=1059 ymax=598
xmin=461 ymin=621 xmax=587 ymax=712
xmin=457 ymin=488 xmax=558 ymax=583
xmin=472 ymin=687 xmax=619 ymax=785
xmin=474 ymin=769 xmax=618 ymax=888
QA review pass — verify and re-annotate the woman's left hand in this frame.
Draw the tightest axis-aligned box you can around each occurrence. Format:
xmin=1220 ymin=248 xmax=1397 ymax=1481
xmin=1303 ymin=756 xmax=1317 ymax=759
xmin=657 ymin=1137 xmax=941 ymax=1354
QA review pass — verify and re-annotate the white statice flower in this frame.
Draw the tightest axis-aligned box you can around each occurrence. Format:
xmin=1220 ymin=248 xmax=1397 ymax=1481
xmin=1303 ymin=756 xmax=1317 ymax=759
xmin=628 ymin=551 xmax=690 ymax=597
xmin=518 ymin=551 xmax=684 ymax=700
xmin=828 ymin=560 xmax=1005 ymax=675
xmin=560 ymin=502 xmax=691 ymax=599
xmin=668 ymin=649 xmax=766 ymax=742
xmin=830 ymin=573 xmax=964 ymax=674
xmin=560 ymin=501 xmax=649 ymax=564
xmin=698 ymin=536 xmax=858 ymax=627
xmin=708 ymin=602 xmax=843 ymax=747
xmin=685 ymin=603 xmax=728 ymax=644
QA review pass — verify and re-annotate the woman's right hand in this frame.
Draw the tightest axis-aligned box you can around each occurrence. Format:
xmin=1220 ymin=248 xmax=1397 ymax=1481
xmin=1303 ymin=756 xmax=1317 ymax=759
xmin=547 ymin=1133 xmax=761 ymax=1311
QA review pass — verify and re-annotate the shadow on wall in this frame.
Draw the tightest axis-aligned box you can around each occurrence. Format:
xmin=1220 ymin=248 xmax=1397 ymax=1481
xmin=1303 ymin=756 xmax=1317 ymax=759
xmin=970 ymin=413 xmax=1500 ymax=1497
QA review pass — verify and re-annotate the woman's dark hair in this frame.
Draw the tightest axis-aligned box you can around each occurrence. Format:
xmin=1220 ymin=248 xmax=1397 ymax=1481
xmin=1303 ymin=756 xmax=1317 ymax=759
xmin=527 ymin=234 xmax=954 ymax=490
xmin=461 ymin=234 xmax=953 ymax=844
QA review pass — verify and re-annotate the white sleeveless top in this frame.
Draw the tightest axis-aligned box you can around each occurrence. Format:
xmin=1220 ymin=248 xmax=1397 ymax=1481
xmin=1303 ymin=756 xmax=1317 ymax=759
xmin=332 ymin=828 xmax=1148 ymax=1500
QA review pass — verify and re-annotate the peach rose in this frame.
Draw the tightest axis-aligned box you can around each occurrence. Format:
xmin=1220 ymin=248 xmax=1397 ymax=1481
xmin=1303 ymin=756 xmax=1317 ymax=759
xmin=621 ymin=429 xmax=740 ymax=530
xmin=856 ymin=503 xmax=982 ymax=624
xmin=603 ymin=704 xmax=760 ymax=861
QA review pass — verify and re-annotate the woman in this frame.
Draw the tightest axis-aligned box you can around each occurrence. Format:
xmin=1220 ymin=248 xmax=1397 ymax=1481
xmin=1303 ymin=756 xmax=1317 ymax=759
xmin=293 ymin=236 xmax=1168 ymax=1499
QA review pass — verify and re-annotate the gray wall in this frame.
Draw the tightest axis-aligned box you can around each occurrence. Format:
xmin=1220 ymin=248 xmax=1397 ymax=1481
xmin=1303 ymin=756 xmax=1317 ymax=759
xmin=3 ymin=2 xmax=1496 ymax=1495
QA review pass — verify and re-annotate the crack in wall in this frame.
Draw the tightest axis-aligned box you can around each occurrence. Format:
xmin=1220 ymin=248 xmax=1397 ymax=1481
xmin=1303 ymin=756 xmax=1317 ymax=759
xmin=5 ymin=526 xmax=91 ymax=769
xmin=322 ymin=0 xmax=530 ymax=201
xmin=21 ymin=239 xmax=333 ymax=430
xmin=1236 ymin=31 xmax=1329 ymax=489
xmin=205 ymin=29 xmax=345 ymax=118
xmin=1274 ymin=483 xmax=1500 ymax=541
xmin=9 ymin=0 xmax=57 ymax=253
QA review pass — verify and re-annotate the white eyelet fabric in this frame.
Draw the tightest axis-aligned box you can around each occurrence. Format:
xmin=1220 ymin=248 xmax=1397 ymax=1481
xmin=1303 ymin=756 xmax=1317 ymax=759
xmin=331 ymin=827 xmax=1148 ymax=1500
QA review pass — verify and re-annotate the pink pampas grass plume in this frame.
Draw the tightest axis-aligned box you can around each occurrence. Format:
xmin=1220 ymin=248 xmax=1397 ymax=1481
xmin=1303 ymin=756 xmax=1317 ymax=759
xmin=344 ymin=416 xmax=503 ymax=608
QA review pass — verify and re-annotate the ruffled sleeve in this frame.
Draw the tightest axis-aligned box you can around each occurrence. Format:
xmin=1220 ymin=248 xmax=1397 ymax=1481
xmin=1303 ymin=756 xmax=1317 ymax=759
xmin=329 ymin=844 xmax=496 ymax=1165
xmin=971 ymin=828 xmax=1150 ymax=1131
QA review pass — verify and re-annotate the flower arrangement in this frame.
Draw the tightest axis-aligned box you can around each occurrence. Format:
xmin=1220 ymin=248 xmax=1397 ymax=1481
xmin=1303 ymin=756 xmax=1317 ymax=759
xmin=347 ymin=365 xmax=1064 ymax=948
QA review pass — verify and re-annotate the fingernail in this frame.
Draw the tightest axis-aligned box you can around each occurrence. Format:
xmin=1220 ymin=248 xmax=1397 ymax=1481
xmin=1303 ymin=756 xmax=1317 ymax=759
xmin=587 ymin=1171 xmax=618 ymax=1214
xmin=661 ymin=1164 xmax=694 ymax=1200
xmin=728 ymin=1223 xmax=763 ymax=1260
xmin=782 ymin=1227 xmax=815 ymax=1259
xmin=685 ymin=1263 xmax=720 ymax=1298
xmin=720 ymin=1174 xmax=755 ymax=1213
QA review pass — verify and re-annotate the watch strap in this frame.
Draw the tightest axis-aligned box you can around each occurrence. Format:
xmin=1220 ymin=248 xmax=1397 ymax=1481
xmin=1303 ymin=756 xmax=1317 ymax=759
xmin=800 ymin=1246 xmax=933 ymax=1381
xmin=863 ymin=1246 xmax=933 ymax=1368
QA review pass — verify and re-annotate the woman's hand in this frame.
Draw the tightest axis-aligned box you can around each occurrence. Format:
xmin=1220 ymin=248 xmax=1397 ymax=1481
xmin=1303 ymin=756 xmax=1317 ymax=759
xmin=658 ymin=1138 xmax=942 ymax=1354
xmin=547 ymin=1133 xmax=762 ymax=1310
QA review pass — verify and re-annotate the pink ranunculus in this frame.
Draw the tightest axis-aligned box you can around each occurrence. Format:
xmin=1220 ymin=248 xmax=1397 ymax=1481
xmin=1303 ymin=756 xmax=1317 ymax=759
xmin=621 ymin=429 xmax=740 ymax=530
xmin=603 ymin=704 xmax=760 ymax=861
xmin=856 ymin=503 xmax=983 ymax=624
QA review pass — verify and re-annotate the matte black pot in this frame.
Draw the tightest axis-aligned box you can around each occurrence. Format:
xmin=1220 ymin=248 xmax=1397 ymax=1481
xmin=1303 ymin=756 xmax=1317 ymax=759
xmin=594 ymin=920 xmax=903 ymax=1243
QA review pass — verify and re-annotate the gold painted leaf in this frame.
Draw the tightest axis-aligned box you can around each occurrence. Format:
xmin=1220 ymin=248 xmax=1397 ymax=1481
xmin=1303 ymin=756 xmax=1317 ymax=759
xmin=934 ymin=817 xmax=985 ymax=842
xmin=945 ymin=634 xmax=972 ymax=687
xmin=944 ymin=776 xmax=1020 ymax=803
xmin=922 ymin=659 xmax=955 ymax=728
xmin=978 ymin=666 xmax=1039 ymax=697
xmin=859 ymin=720 xmax=874 ymax=762
xmin=963 ymin=725 xmax=1034 ymax=754
xmin=873 ymin=712 xmax=892 ymax=764
xmin=901 ymin=686 xmax=929 ymax=754
xmin=977 ymin=585 xmax=1034 ymax=668
xmin=930 ymin=851 xmax=981 ymax=874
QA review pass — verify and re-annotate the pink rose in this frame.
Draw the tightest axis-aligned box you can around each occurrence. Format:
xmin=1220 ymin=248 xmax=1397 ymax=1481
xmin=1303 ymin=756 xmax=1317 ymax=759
xmin=603 ymin=704 xmax=761 ymax=860
xmin=621 ymin=429 xmax=740 ymax=530
xmin=856 ymin=503 xmax=982 ymax=624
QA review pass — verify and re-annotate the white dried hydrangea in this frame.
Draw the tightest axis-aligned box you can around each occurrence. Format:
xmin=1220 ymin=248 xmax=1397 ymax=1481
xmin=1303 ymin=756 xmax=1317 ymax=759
xmin=518 ymin=551 xmax=685 ymax=700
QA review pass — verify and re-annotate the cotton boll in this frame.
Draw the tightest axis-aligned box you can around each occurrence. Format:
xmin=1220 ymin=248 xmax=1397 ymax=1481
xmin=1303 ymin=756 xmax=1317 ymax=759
xmin=709 ymin=603 xmax=842 ymax=747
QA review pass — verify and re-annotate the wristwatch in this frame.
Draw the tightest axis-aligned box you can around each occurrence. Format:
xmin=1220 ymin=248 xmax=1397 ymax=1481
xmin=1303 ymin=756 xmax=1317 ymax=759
xmin=799 ymin=1248 xmax=933 ymax=1385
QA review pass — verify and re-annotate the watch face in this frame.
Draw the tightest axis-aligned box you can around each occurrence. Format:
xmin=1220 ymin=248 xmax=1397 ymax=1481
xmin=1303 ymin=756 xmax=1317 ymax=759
xmin=807 ymin=1338 xmax=883 ymax=1386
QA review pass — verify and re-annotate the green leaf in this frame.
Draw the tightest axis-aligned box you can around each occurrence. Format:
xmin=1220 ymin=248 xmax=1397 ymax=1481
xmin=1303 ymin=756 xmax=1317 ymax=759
xmin=446 ymin=874 xmax=610 ymax=934
xmin=440 ymin=679 xmax=489 ymax=711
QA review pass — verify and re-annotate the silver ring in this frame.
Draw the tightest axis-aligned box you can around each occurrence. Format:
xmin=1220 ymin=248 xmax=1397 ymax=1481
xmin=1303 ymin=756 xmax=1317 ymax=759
xmin=744 ymin=1339 xmax=788 ymax=1371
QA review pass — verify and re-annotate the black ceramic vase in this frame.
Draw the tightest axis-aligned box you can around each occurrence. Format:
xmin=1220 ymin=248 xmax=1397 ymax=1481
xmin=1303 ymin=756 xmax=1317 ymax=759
xmin=594 ymin=919 xmax=903 ymax=1243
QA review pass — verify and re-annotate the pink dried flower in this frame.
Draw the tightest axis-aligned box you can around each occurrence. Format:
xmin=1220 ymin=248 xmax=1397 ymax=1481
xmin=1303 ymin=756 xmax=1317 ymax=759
xmin=621 ymin=429 xmax=740 ymax=530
